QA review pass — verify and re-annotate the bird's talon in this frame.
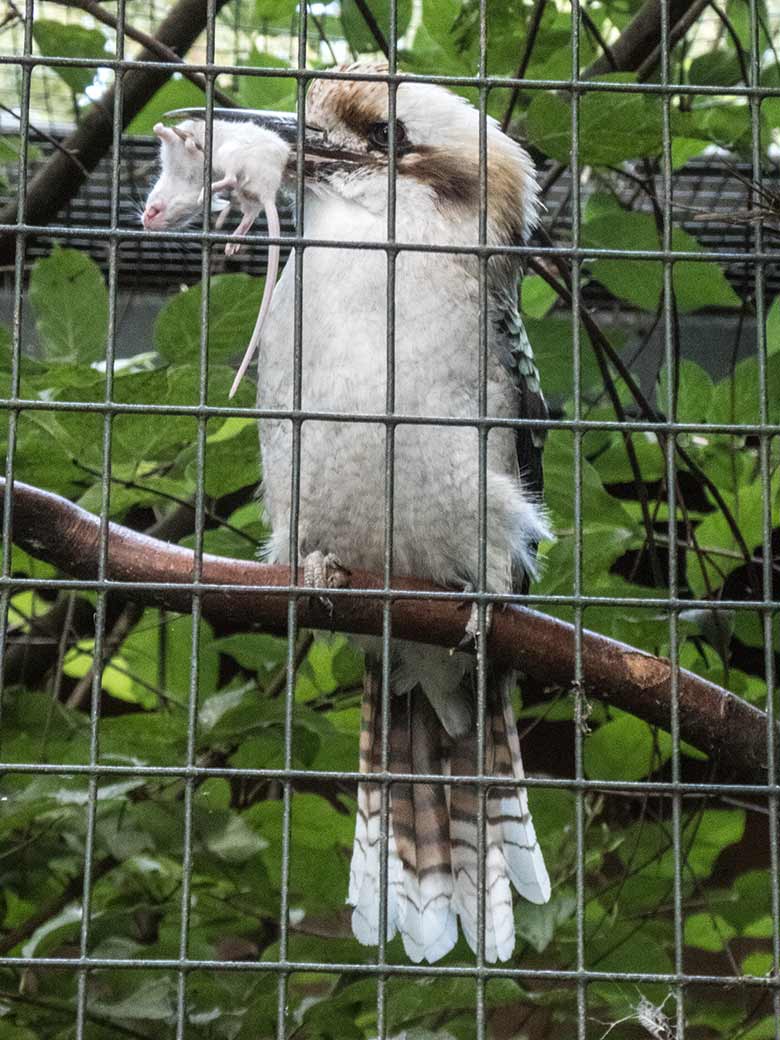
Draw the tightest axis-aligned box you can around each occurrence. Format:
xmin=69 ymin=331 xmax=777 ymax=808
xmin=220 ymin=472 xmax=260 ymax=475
xmin=457 ymin=600 xmax=494 ymax=651
xmin=303 ymin=550 xmax=350 ymax=613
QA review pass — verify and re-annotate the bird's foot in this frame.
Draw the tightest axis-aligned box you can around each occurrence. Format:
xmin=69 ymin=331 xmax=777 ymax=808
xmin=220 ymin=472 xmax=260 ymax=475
xmin=455 ymin=584 xmax=493 ymax=652
xmin=303 ymin=551 xmax=351 ymax=615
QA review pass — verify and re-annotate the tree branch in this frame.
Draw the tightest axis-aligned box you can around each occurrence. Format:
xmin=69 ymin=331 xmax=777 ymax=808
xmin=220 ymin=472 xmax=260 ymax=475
xmin=584 ymin=0 xmax=708 ymax=79
xmin=2 ymin=477 xmax=775 ymax=783
xmin=0 ymin=0 xmax=232 ymax=265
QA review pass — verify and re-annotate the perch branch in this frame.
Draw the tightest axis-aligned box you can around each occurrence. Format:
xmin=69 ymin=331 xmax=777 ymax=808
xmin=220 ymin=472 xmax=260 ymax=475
xmin=1 ymin=478 xmax=775 ymax=784
xmin=0 ymin=0 xmax=232 ymax=264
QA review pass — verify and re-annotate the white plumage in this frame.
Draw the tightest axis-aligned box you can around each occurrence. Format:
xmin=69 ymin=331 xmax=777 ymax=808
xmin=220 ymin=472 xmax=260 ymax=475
xmin=145 ymin=64 xmax=553 ymax=964
xmin=254 ymin=66 xmax=552 ymax=963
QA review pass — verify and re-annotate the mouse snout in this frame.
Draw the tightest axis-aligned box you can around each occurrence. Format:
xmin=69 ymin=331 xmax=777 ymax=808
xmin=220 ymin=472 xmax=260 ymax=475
xmin=142 ymin=202 xmax=167 ymax=229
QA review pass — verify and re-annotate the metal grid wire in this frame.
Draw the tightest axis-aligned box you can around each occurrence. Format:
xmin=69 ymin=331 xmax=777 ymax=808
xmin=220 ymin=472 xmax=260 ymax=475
xmin=0 ymin=0 xmax=779 ymax=1038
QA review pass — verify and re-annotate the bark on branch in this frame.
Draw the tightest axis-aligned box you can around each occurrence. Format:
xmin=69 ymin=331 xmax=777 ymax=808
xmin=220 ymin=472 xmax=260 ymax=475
xmin=0 ymin=0 xmax=231 ymax=265
xmin=2 ymin=477 xmax=775 ymax=784
xmin=583 ymin=0 xmax=708 ymax=78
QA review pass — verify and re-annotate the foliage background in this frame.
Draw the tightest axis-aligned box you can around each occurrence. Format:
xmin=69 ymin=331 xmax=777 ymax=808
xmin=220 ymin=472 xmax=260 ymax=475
xmin=1 ymin=0 xmax=780 ymax=1036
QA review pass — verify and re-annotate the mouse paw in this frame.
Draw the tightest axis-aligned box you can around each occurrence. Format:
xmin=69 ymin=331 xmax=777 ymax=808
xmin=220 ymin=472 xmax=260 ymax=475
xmin=211 ymin=175 xmax=238 ymax=195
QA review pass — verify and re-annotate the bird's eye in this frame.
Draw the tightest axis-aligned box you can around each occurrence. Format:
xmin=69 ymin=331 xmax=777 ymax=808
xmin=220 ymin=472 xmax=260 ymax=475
xmin=368 ymin=120 xmax=407 ymax=151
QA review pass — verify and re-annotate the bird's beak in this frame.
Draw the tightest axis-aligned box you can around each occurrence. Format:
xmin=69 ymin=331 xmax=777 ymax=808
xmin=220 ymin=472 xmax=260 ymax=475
xmin=163 ymin=108 xmax=367 ymax=165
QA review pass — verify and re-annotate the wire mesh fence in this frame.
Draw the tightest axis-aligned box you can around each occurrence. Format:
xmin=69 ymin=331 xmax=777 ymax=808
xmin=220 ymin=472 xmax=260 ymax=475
xmin=0 ymin=0 xmax=779 ymax=1038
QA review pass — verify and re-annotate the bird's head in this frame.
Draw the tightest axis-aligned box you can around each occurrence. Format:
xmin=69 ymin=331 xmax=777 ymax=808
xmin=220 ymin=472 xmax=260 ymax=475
xmin=168 ymin=66 xmax=539 ymax=246
xmin=302 ymin=63 xmax=540 ymax=244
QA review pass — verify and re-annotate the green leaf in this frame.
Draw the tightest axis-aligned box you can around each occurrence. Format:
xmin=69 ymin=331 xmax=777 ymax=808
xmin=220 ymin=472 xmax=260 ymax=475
xmin=741 ymin=955 xmax=775 ymax=979
xmin=585 ymin=712 xmax=671 ymax=781
xmin=255 ymin=0 xmax=297 ymax=22
xmin=684 ymin=911 xmax=737 ymax=952
xmin=210 ymin=633 xmax=287 ymax=674
xmin=237 ymin=49 xmax=296 ymax=111
xmin=657 ymin=359 xmax=714 ymax=422
xmin=709 ymin=352 xmax=780 ymax=425
xmin=671 ymin=136 xmax=708 ymax=169
xmin=542 ymin=431 xmax=637 ymax=530
xmin=22 ymin=904 xmax=83 ymax=957
xmin=90 ymin=977 xmax=176 ymax=1021
xmin=28 ymin=247 xmax=108 ymax=363
xmin=584 ymin=206 xmax=741 ymax=313
xmin=417 ymin=0 xmax=468 ymax=71
xmin=691 ymin=100 xmax=761 ymax=154
xmin=126 ymin=76 xmax=209 ymax=135
xmin=523 ymin=315 xmax=603 ymax=397
xmin=341 ymin=0 xmax=412 ymax=54
xmin=520 ymin=274 xmax=557 ymax=319
xmin=118 ymin=612 xmax=218 ymax=710
xmin=32 ymin=20 xmax=106 ymax=95
xmin=527 ymin=81 xmax=663 ymax=166
xmin=154 ymin=273 xmax=266 ymax=365
xmin=766 ymin=295 xmax=780 ymax=355
xmin=689 ymin=49 xmax=742 ymax=87
xmin=518 ymin=890 xmax=576 ymax=952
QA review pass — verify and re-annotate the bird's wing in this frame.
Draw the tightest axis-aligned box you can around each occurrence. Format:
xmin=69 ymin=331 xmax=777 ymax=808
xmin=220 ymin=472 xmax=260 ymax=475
xmin=491 ymin=284 xmax=548 ymax=501
xmin=490 ymin=284 xmax=548 ymax=590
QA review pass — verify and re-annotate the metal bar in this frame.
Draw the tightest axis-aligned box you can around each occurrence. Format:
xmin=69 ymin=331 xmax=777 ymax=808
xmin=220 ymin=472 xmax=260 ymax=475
xmin=5 ymin=220 xmax=779 ymax=262
xmin=0 ymin=0 xmax=33 ymax=743
xmin=275 ymin=6 xmax=308 ymax=1034
xmin=0 ymin=955 xmax=777 ymax=987
xmin=0 ymin=762 xmax=777 ymax=796
xmin=3 ymin=398 xmax=780 ymax=434
xmin=4 ymin=53 xmax=780 ymax=96
xmin=1 ymin=576 xmax=777 ymax=611
xmin=570 ymin=0 xmax=588 ymax=1030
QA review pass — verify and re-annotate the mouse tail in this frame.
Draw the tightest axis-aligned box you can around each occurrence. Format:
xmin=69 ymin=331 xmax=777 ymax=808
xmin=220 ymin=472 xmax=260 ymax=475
xmin=228 ymin=201 xmax=281 ymax=399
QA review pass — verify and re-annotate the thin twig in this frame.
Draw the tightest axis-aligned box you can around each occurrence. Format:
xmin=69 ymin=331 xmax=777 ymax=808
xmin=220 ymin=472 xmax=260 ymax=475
xmin=531 ymin=229 xmax=756 ymax=575
xmin=580 ymin=7 xmax=619 ymax=72
xmin=308 ymin=3 xmax=338 ymax=65
xmin=0 ymin=101 xmax=89 ymax=176
xmin=73 ymin=460 xmax=258 ymax=547
xmin=500 ymin=0 xmax=548 ymax=132
xmin=352 ymin=0 xmax=390 ymax=57
xmin=706 ymin=0 xmax=750 ymax=85
xmin=65 ymin=602 xmax=144 ymax=709
xmin=266 ymin=632 xmax=315 ymax=698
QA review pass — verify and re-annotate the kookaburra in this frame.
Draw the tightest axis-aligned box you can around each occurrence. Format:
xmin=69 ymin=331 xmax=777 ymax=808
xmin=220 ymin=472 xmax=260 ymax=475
xmin=160 ymin=63 xmax=552 ymax=964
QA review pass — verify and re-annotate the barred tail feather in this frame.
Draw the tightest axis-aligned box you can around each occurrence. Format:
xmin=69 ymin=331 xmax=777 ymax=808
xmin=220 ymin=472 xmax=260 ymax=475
xmin=450 ymin=730 xmax=516 ymax=963
xmin=492 ymin=678 xmax=551 ymax=905
xmin=348 ymin=665 xmax=404 ymax=945
xmin=390 ymin=692 xmax=458 ymax=963
xmin=348 ymin=665 xmax=550 ymax=964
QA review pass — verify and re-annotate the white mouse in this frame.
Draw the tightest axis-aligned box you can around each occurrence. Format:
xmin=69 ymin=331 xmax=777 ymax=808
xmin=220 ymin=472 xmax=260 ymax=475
xmin=141 ymin=118 xmax=290 ymax=398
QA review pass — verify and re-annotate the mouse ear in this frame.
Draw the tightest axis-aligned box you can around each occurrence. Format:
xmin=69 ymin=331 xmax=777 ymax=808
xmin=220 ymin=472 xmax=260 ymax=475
xmin=153 ymin=122 xmax=179 ymax=145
